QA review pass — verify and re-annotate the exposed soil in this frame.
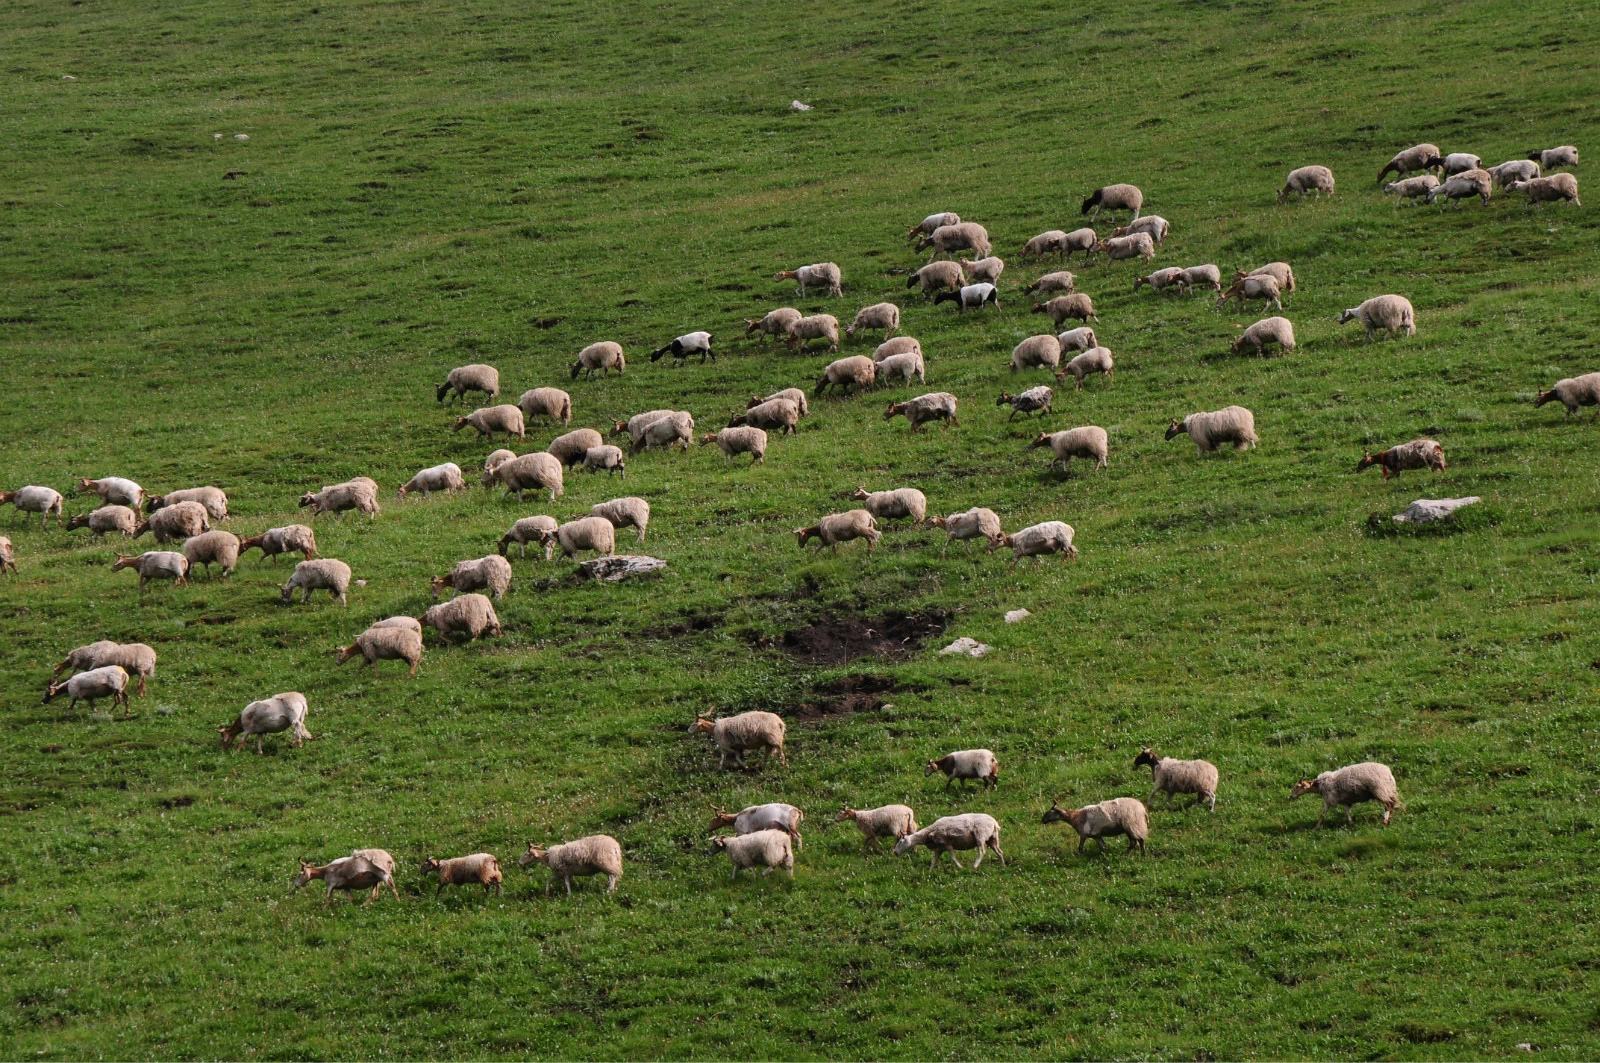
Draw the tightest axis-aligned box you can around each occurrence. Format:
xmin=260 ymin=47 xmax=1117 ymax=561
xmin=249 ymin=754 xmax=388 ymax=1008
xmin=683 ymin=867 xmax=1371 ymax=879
xmin=772 ymin=609 xmax=949 ymax=666
xmin=787 ymin=673 xmax=901 ymax=721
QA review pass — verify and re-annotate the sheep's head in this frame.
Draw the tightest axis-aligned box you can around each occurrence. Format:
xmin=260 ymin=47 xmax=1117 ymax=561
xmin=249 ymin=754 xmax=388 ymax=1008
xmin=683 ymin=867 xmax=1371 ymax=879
xmin=1289 ymin=779 xmax=1317 ymax=800
xmin=1336 ymin=308 xmax=1358 ymax=326
xmin=75 ymin=477 xmax=97 ymax=494
xmin=518 ymin=843 xmax=548 ymax=868
xmin=143 ymin=496 xmax=166 ymax=513
xmin=1132 ymin=276 xmax=1148 ymax=292
xmin=66 ymin=513 xmax=90 ymax=531
xmin=928 ymin=516 xmax=947 ymax=529
xmin=41 ymin=682 xmax=65 ymax=705
xmin=688 ymin=714 xmax=716 ymax=735
xmin=708 ymin=808 xmax=737 ymax=831
xmin=891 ymin=834 xmax=917 ymax=856
xmin=111 ymin=554 xmax=138 ymax=571
xmin=0 ymin=492 xmax=13 ymax=505
xmin=882 ymin=403 xmax=904 ymax=421
xmin=217 ymin=721 xmax=241 ymax=748
xmin=1041 ymin=801 xmax=1080 ymax=826
xmin=297 ymin=492 xmax=317 ymax=509
xmin=1134 ymin=748 xmax=1160 ymax=770
xmin=708 ymin=836 xmax=730 ymax=854
xmin=1064 ymin=544 xmax=1080 ymax=562
xmin=335 ymin=643 xmax=360 ymax=665
xmin=1163 ymin=419 xmax=1185 ymax=442
xmin=834 ymin=808 xmax=859 ymax=823
xmin=290 ymin=861 xmax=321 ymax=892
xmin=794 ymin=526 xmax=818 ymax=548
xmin=773 ymin=270 xmax=796 ymax=281
xmin=932 ymin=291 xmax=957 ymax=305
xmin=1534 ymin=389 xmax=1555 ymax=408
xmin=995 ymin=392 xmax=1014 ymax=407
xmin=923 ymin=759 xmax=943 ymax=776
xmin=1028 ymin=433 xmax=1052 ymax=450
xmin=428 ymin=576 xmax=451 ymax=600
xmin=450 ymin=417 xmax=469 ymax=433
xmin=1355 ymin=453 xmax=1379 ymax=473
xmin=849 ymin=487 xmax=870 ymax=501
xmin=419 ymin=857 xmax=444 ymax=877
xmin=986 ymin=533 xmax=1010 ymax=553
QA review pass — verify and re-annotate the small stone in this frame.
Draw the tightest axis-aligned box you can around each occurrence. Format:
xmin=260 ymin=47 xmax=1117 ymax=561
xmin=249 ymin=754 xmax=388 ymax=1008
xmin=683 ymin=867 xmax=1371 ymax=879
xmin=1393 ymin=496 xmax=1481 ymax=525
xmin=155 ymin=705 xmax=176 ymax=717
xmin=354 ymin=579 xmax=368 ymax=587
xmin=1004 ymin=609 xmax=1031 ymax=624
xmin=789 ymin=100 xmax=813 ymax=112
xmin=578 ymin=555 xmax=666 ymax=582
xmin=233 ymin=133 xmax=250 ymax=141
xmin=61 ymin=75 xmax=77 ymax=81
xmin=212 ymin=133 xmax=224 ymax=140
xmin=938 ymin=637 xmax=991 ymax=658
xmin=1515 ymin=1045 xmax=1534 ymax=1053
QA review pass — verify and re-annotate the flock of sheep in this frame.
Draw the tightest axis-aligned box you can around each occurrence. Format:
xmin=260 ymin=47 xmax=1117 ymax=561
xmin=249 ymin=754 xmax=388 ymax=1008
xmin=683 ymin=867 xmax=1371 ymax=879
xmin=5 ymin=139 xmax=1585 ymax=900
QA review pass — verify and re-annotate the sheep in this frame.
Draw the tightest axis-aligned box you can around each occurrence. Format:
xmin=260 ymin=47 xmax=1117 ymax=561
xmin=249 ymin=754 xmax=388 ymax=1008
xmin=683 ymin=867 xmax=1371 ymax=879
xmin=146 ymin=486 xmax=228 ymax=521
xmin=1535 ymin=373 xmax=1600 ymax=417
xmin=42 ymin=665 xmax=130 ymax=715
xmin=1338 ymin=295 xmax=1415 ymax=340
xmin=517 ymin=387 xmax=573 ymax=426
xmin=570 ymin=341 xmax=626 ymax=380
xmin=1031 ymin=427 xmax=1108 ymax=472
xmin=744 ymin=307 xmax=803 ymax=341
xmin=962 ymin=257 xmax=1005 ymax=285
xmin=1217 ymin=273 xmax=1282 ymax=311
xmin=182 ymin=530 xmax=241 ymax=578
xmin=876 ymin=350 xmax=926 ymax=386
xmin=1383 ymin=174 xmax=1440 ymax=203
xmin=1134 ymin=748 xmax=1219 ymax=812
xmin=1376 ymin=142 xmax=1441 ymax=184
xmin=111 ymin=551 xmax=189 ymax=594
xmin=884 ymin=392 xmax=958 ymax=432
xmin=925 ymin=749 xmax=999 ymax=790
xmin=431 ymin=554 xmax=513 ymax=600
xmin=988 ymin=520 xmax=1078 ymax=564
xmin=1059 ymin=227 xmax=1099 ymax=258
xmin=709 ymin=803 xmax=804 ymax=850
xmin=554 ymin=515 xmax=617 ymax=559
xmin=1112 ymin=215 xmax=1170 ymax=244
xmin=1056 ymin=347 xmax=1114 ymax=390
xmin=1011 ymin=334 xmax=1063 ymax=373
xmin=1033 ymin=293 xmax=1096 ymax=326
xmin=850 ymin=486 xmax=927 ymax=525
xmin=399 ymin=462 xmax=466 ymax=498
xmin=0 ymin=486 xmax=64 ymax=527
xmin=1096 ymin=232 xmax=1156 ymax=262
xmin=1021 ymin=230 xmax=1073 ymax=258
xmin=702 ymin=426 xmax=768 ymax=465
xmin=906 ymin=260 xmax=964 ymax=297
xmin=337 ymin=624 xmax=423 ymax=677
xmin=612 ymin=409 xmax=677 ymax=447
xmin=547 ymin=427 xmax=605 ymax=467
xmin=750 ymin=387 xmax=809 ymax=416
xmin=1436 ymin=151 xmax=1479 ymax=176
xmin=689 ymin=709 xmax=787 ymax=769
xmin=1356 ymin=439 xmax=1446 ymax=479
xmin=219 ymin=691 xmax=311 ymax=753
xmin=930 ymin=507 xmax=1002 ymax=548
xmin=421 ymin=593 xmax=502 ymax=642
xmin=67 ymin=504 xmax=139 ymax=538
xmin=733 ymin=398 xmax=801 ymax=435
xmin=1278 ymin=164 xmax=1335 ymax=202
xmin=589 ymin=497 xmax=650 ymax=542
xmin=1042 ymin=798 xmax=1148 ymax=854
xmin=633 ymin=411 xmax=695 ymax=453
xmin=918 ymin=221 xmax=991 ymax=259
xmin=490 ymin=452 xmax=564 ymax=502
xmin=1026 ymin=270 xmax=1076 ymax=295
xmin=435 ymin=363 xmax=499 ymax=404
xmin=906 ymin=211 xmax=960 ymax=240
xmin=1487 ymin=159 xmax=1540 ymax=188
xmin=299 ymin=477 xmax=380 ymax=517
xmin=1528 ymin=145 xmax=1579 ymax=170
xmin=137 ymin=500 xmax=210 ymax=543
xmin=77 ymin=476 xmax=144 ymax=509
xmin=997 ymin=385 xmax=1053 ymax=420
xmin=934 ymin=283 xmax=999 ymax=312
xmin=814 ymin=355 xmax=876 ymax=396
xmin=453 ymin=404 xmax=526 ymax=440
xmin=238 ymin=524 xmax=317 ymax=561
xmin=497 ymin=515 xmax=559 ymax=559
xmin=1165 ymin=406 xmax=1258 ymax=453
xmin=774 ymin=262 xmax=842 ymax=297
xmin=292 ymin=855 xmax=395 ymax=906
xmin=1248 ymin=261 xmax=1296 ymax=293
xmin=519 ymin=836 xmax=624 ymax=896
xmin=648 ymin=330 xmax=715 ymax=365
xmin=1290 ymin=761 xmax=1401 ymax=826
xmin=1506 ymin=173 xmax=1581 ymax=207
xmin=280 ymin=558 xmax=352 ymax=606
xmin=369 ymin=616 xmax=422 ymax=634
xmin=1181 ymin=264 xmax=1222 ymax=293
xmin=1133 ymin=267 xmax=1188 ymax=294
xmin=893 ymin=813 xmax=1004 ymax=869
xmin=0 ymin=536 xmax=12 ymax=575
xmin=1232 ymin=316 xmax=1296 ymax=356
xmin=1427 ymin=168 xmax=1493 ymax=206
xmin=1056 ymin=326 xmax=1098 ymax=353
xmin=583 ymin=445 xmax=627 ymax=477
xmin=786 ymin=313 xmax=841 ymax=353
xmin=835 ymin=805 xmax=917 ymax=851
xmin=795 ymin=509 xmax=879 ymax=552
xmin=1081 ymin=182 xmax=1143 ymax=219
xmin=710 ymin=829 xmax=794 ymax=880
xmin=846 ymin=302 xmax=900 ymax=338
xmin=420 ymin=853 xmax=503 ymax=896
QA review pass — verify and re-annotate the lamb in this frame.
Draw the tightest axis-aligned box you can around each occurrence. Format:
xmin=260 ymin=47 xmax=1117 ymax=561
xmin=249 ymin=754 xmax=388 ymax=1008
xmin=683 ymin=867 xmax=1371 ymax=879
xmin=689 ymin=709 xmax=787 ymax=769
xmin=774 ymin=262 xmax=843 ymax=297
xmin=453 ymin=404 xmax=526 ymax=440
xmin=750 ymin=387 xmax=809 ymax=417
xmin=111 ymin=551 xmax=189 ymax=594
xmin=1112 ymin=215 xmax=1170 ymax=244
xmin=925 ymin=749 xmax=999 ymax=790
xmin=846 ymin=302 xmax=900 ymax=338
xmin=786 ymin=313 xmax=841 ymax=353
xmin=1290 ymin=761 xmax=1401 ymax=826
xmin=1133 ymin=267 xmax=1188 ymax=294
xmin=1278 ymin=164 xmax=1335 ymax=202
xmin=814 ymin=355 xmax=876 ymax=396
xmin=547 ymin=427 xmax=605 ymax=467
xmin=876 ymin=350 xmax=926 ymax=386
xmin=884 ymin=392 xmax=958 ymax=432
xmin=906 ymin=260 xmax=964 ymax=297
xmin=146 ymin=487 xmax=229 ymax=521
xmin=613 ymin=409 xmax=676 ymax=447
xmin=1439 ymin=152 xmax=1481 ymax=176
xmin=892 ymin=813 xmax=1004 ymax=869
xmin=850 ymin=486 xmax=927 ymax=525
xmin=0 ymin=536 xmax=12 ymax=575
xmin=1081 ymin=182 xmax=1143 ymax=219
xmin=552 ymin=515 xmax=617 ymax=559
xmin=583 ymin=445 xmax=627 ymax=476
xmin=1096 ymin=232 xmax=1156 ymax=262
xmin=710 ymin=829 xmax=794 ymax=880
xmin=997 ymin=385 xmax=1053 ymax=420
xmin=299 ymin=477 xmax=380 ymax=517
xmin=732 ymin=397 xmax=801 ymax=435
xmin=182 ymin=530 xmax=241 ymax=578
xmin=960 ymin=256 xmax=1004 ymax=284
xmin=703 ymin=426 xmax=768 ymax=465
xmin=337 ymin=623 xmax=423 ymax=677
xmin=489 ymin=452 xmax=564 ymax=502
xmin=420 ymin=853 xmax=503 ymax=896
xmin=709 ymin=803 xmax=804 ymax=850
xmin=1177 ymin=264 xmax=1219 ymax=293
xmin=1165 ymin=406 xmax=1258 ymax=453
xmin=648 ymin=330 xmax=715 ymax=365
xmin=1527 ymin=145 xmax=1579 ymax=170
xmin=1356 ymin=439 xmax=1446 ymax=479
xmin=1506 ymin=173 xmax=1581 ymax=207
xmin=435 ymin=364 xmax=499 ymax=404
xmin=219 ymin=692 xmax=311 ymax=752
xmin=1535 ymin=372 xmax=1600 ymax=416
xmin=1487 ymin=159 xmax=1539 ymax=188
xmin=292 ymin=855 xmax=395 ymax=906
xmin=1338 ymin=294 xmax=1415 ymax=340
xmin=497 ymin=515 xmax=559 ymax=559
xmin=1021 ymin=230 xmax=1074 ymax=258
xmin=1376 ymin=142 xmax=1441 ymax=184
xmin=1232 ymin=316 xmax=1296 ymax=356
xmin=907 ymin=211 xmax=961 ymax=240
xmin=1031 ymin=427 xmax=1108 ymax=472
xmin=1383 ymin=174 xmax=1440 ymax=203
xmin=399 ymin=462 xmax=466 ymax=498
xmin=1059 ymin=227 xmax=1099 ymax=258
xmin=138 ymin=500 xmax=210 ymax=543
xmin=835 ymin=805 xmax=917 ymax=851
xmin=1042 ymin=798 xmax=1148 ymax=854
xmin=918 ymin=221 xmax=991 ymax=259
xmin=432 ymin=554 xmax=513 ymax=600
xmin=1026 ymin=270 xmax=1076 ymax=295
xmin=569 ymin=341 xmax=626 ymax=380
xmin=744 ymin=307 xmax=803 ymax=341
xmin=517 ymin=387 xmax=573 ymax=425
xmin=67 ymin=504 xmax=139 ymax=538
xmin=934 ymin=282 xmax=999 ymax=312
xmin=42 ymin=665 xmax=130 ymax=715
xmin=0 ymin=486 xmax=64 ymax=527
xmin=1011 ymin=334 xmax=1063 ymax=373
xmin=1217 ymin=272 xmax=1282 ymax=311
xmin=1426 ymin=168 xmax=1492 ymax=206
xmin=1056 ymin=326 xmax=1098 ymax=352
xmin=930 ymin=507 xmax=1001 ymax=547
xmin=795 ymin=509 xmax=879 ymax=552
xmin=238 ymin=524 xmax=317 ymax=561
xmin=519 ymin=835 xmax=624 ymax=896
xmin=77 ymin=476 xmax=144 ymax=509
xmin=421 ymin=593 xmax=502 ymax=642
xmin=1248 ymin=261 xmax=1296 ymax=293
xmin=988 ymin=520 xmax=1078 ymax=564
xmin=280 ymin=558 xmax=353 ymax=605
xmin=589 ymin=496 xmax=650 ymax=542
xmin=633 ymin=411 xmax=695 ymax=453
xmin=1135 ymin=748 xmax=1219 ymax=811
xmin=1056 ymin=347 xmax=1114 ymax=389
xmin=1033 ymin=293 xmax=1096 ymax=326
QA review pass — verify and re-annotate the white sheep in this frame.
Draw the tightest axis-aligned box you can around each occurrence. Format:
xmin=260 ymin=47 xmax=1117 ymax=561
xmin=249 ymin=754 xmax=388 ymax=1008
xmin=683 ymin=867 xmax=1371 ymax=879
xmin=52 ymin=641 xmax=157 ymax=697
xmin=709 ymin=803 xmax=804 ymax=849
xmin=490 ymin=452 xmax=564 ymax=502
xmin=613 ymin=409 xmax=675 ymax=447
xmin=1030 ymin=427 xmax=1108 ymax=473
xmin=1081 ymin=183 xmax=1143 ymax=219
xmin=1033 ymin=293 xmax=1096 ymax=326
xmin=420 ymin=853 xmax=503 ymax=896
xmin=996 ymin=385 xmax=1053 ymax=420
xmin=1134 ymin=748 xmax=1219 ymax=811
xmin=42 ymin=665 xmax=130 ymax=715
xmin=292 ymin=854 xmax=396 ymax=906
xmin=959 ymin=256 xmax=1004 ymax=284
xmin=1133 ymin=267 xmax=1188 ymax=294
xmin=0 ymin=535 xmax=12 ymax=575
xmin=876 ymin=350 xmax=926 ymax=386
xmin=498 ymin=515 xmax=559 ymax=559
xmin=147 ymin=486 xmax=228 ymax=521
xmin=453 ymin=404 xmax=526 ymax=440
xmin=1057 ymin=347 xmax=1114 ymax=390
xmin=280 ymin=558 xmax=352 ymax=605
xmin=1026 ymin=270 xmax=1076 ymax=295
xmin=219 ymin=691 xmax=311 ymax=753
xmin=1217 ymin=272 xmax=1282 ymax=311
xmin=111 ymin=551 xmax=189 ymax=594
xmin=1487 ymin=159 xmax=1539 ymax=188
xmin=1426 ymin=168 xmax=1492 ymax=206
xmin=1056 ymin=326 xmax=1098 ymax=352
xmin=648 ymin=330 xmax=715 ymax=365
xmin=1248 ymin=261 xmax=1296 ymax=293
xmin=907 ymin=211 xmax=960 ymax=240
xmin=570 ymin=341 xmax=626 ymax=380
xmin=299 ymin=477 xmax=380 ymax=517
xmin=751 ymin=386 xmax=810 ymax=416
xmin=0 ymin=486 xmax=64 ymax=527
xmin=732 ymin=397 xmax=801 ymax=435
xmin=1439 ymin=151 xmax=1482 ymax=176
xmin=1059 ymin=227 xmax=1099 ymax=258
xmin=1112 ymin=215 xmax=1170 ymax=243
xmin=893 ymin=813 xmax=1004 ymax=869
xmin=182 ymin=530 xmax=241 ymax=578
xmin=1356 ymin=439 xmax=1446 ymax=479
xmin=1376 ymin=142 xmax=1441 ymax=184
xmin=633 ymin=411 xmax=694 ymax=453
xmin=786 ymin=313 xmax=841 ymax=353
xmin=139 ymin=500 xmax=210 ymax=543
xmin=885 ymin=392 xmax=958 ymax=432
xmin=519 ymin=835 xmax=624 ymax=895
xmin=774 ymin=262 xmax=842 ymax=297
xmin=989 ymin=520 xmax=1077 ymax=564
xmin=399 ymin=462 xmax=466 ymax=498
xmin=1338 ymin=295 xmax=1415 ymax=340
xmin=925 ymin=748 xmax=999 ymax=789
xmin=421 ymin=593 xmax=502 ymax=642
xmin=710 ymin=829 xmax=794 ymax=879
xmin=589 ymin=496 xmax=650 ymax=542
xmin=583 ymin=444 xmax=627 ymax=476
xmin=239 ymin=524 xmax=317 ymax=561
xmin=846 ymin=302 xmax=900 ymax=338
xmin=1011 ymin=334 xmax=1063 ymax=373
xmin=435 ymin=364 xmax=499 ymax=404
xmin=554 ymin=515 xmax=616 ymax=559
xmin=1278 ymin=164 xmax=1335 ymax=202
xmin=835 ymin=805 xmax=917 ymax=851
xmin=1527 ymin=145 xmax=1579 ymax=170
xmin=795 ymin=509 xmax=879 ymax=552
xmin=77 ymin=476 xmax=144 ymax=509
xmin=1021 ymin=230 xmax=1073 ymax=258
xmin=1232 ymin=316 xmax=1296 ymax=356
xmin=1096 ymin=232 xmax=1155 ymax=262
xmin=702 ymin=426 xmax=768 ymax=465
xmin=432 ymin=554 xmax=513 ymax=599
xmin=906 ymin=260 xmax=964 ymax=297
xmin=850 ymin=486 xmax=926 ymax=525
xmin=1290 ymin=761 xmax=1401 ymax=826
xmin=548 ymin=427 xmax=606 ymax=466
xmin=814 ymin=355 xmax=876 ymax=396
xmin=933 ymin=283 xmax=998 ymax=311
xmin=745 ymin=307 xmax=803 ymax=341
xmin=517 ymin=386 xmax=573 ymax=425
xmin=1383 ymin=174 xmax=1440 ymax=203
xmin=337 ymin=624 xmax=423 ymax=677
xmin=690 ymin=709 xmax=787 ymax=769
xmin=67 ymin=504 xmax=139 ymax=538
xmin=930 ymin=507 xmax=1002 ymax=548
xmin=1165 ymin=406 xmax=1258 ymax=453
xmin=919 ymin=221 xmax=991 ymax=259
xmin=1506 ymin=173 xmax=1581 ymax=207
xmin=1181 ymin=264 xmax=1222 ymax=293
xmin=1042 ymin=798 xmax=1148 ymax=854
xmin=1535 ymin=373 xmax=1600 ymax=417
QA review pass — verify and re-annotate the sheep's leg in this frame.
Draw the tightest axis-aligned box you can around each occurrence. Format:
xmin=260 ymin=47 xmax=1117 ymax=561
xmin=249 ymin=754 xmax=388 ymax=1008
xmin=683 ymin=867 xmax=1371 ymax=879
xmin=564 ymin=876 xmax=573 ymax=896
xmin=1076 ymin=835 xmax=1087 ymax=853
xmin=947 ymin=850 xmax=965 ymax=869
xmin=606 ymin=874 xmax=618 ymax=894
xmin=971 ymin=846 xmax=984 ymax=869
xmin=1382 ymin=802 xmax=1396 ymax=826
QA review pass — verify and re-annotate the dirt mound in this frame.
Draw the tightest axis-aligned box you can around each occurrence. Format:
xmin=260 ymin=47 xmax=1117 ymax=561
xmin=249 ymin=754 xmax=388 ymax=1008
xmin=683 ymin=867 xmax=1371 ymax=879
xmin=788 ymin=673 xmax=900 ymax=721
xmin=774 ymin=609 xmax=949 ymax=665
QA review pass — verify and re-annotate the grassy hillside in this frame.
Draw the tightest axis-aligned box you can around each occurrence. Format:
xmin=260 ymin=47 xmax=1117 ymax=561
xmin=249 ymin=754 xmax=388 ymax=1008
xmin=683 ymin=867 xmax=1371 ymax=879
xmin=2 ymin=0 xmax=1598 ymax=1057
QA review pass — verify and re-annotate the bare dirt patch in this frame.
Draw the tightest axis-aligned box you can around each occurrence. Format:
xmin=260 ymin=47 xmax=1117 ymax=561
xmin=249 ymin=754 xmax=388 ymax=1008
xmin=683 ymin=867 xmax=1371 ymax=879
xmin=770 ymin=609 xmax=950 ymax=665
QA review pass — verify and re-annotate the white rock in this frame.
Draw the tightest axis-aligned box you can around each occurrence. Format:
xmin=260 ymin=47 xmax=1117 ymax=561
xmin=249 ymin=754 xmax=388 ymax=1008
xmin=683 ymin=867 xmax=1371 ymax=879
xmin=354 ymin=579 xmax=368 ymax=587
xmin=1004 ymin=609 xmax=1031 ymax=624
xmin=1515 ymin=1045 xmax=1534 ymax=1053
xmin=61 ymin=75 xmax=78 ymax=81
xmin=939 ymin=637 xmax=991 ymax=658
xmin=577 ymin=555 xmax=666 ymax=582
xmin=212 ymin=133 xmax=224 ymax=140
xmin=1392 ymin=496 xmax=1482 ymax=525
xmin=233 ymin=133 xmax=250 ymax=141
xmin=789 ymin=100 xmax=814 ymax=112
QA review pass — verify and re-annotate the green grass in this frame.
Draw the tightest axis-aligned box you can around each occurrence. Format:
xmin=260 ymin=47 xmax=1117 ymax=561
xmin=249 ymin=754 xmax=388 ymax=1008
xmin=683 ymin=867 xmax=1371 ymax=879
xmin=2 ymin=0 xmax=1598 ymax=1057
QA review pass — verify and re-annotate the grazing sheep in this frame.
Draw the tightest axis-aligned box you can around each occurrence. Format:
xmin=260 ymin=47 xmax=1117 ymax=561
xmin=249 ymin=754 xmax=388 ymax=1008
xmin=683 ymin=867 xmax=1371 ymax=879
xmin=1437 ymin=151 xmax=1481 ymax=176
xmin=774 ymin=262 xmax=843 ymax=297
xmin=836 ymin=805 xmax=918 ymax=851
xmin=421 ymin=593 xmax=502 ymax=642
xmin=814 ymin=355 xmax=876 ymax=396
xmin=1135 ymin=748 xmax=1219 ymax=811
xmin=1081 ymin=182 xmax=1143 ymax=219
xmin=846 ymin=302 xmax=900 ymax=338
xmin=690 ymin=710 xmax=787 ymax=769
xmin=733 ymin=397 xmax=801 ymax=435
xmin=893 ymin=813 xmax=1004 ymax=869
xmin=435 ymin=364 xmax=499 ymax=404
xmin=850 ymin=487 xmax=927 ymax=525
xmin=42 ymin=665 xmax=130 ymax=715
xmin=1338 ymin=295 xmax=1415 ymax=340
xmin=933 ymin=283 xmax=999 ymax=312
xmin=648 ymin=331 xmax=715 ymax=365
xmin=77 ymin=476 xmax=144 ymax=509
xmin=1181 ymin=264 xmax=1223 ymax=293
xmin=280 ymin=558 xmax=352 ymax=606
xmin=1232 ymin=316 xmax=1296 ymax=356
xmin=146 ymin=486 xmax=228 ymax=521
xmin=1033 ymin=293 xmax=1096 ymax=326
xmin=710 ymin=829 xmax=795 ymax=879
xmin=583 ymin=445 xmax=627 ymax=476
xmin=709 ymin=803 xmax=804 ymax=850
xmin=589 ymin=497 xmax=650 ymax=542
xmin=960 ymin=256 xmax=1005 ymax=284
xmin=885 ymin=392 xmax=958 ymax=432
xmin=490 ymin=452 xmax=564 ymax=502
xmin=1290 ymin=761 xmax=1401 ymax=826
xmin=907 ymin=211 xmax=960 ymax=240
xmin=1026 ymin=270 xmax=1076 ymax=295
xmin=1383 ymin=174 xmax=1440 ymax=203
xmin=337 ymin=624 xmax=423 ymax=677
xmin=876 ymin=350 xmax=926 ymax=386
xmin=570 ymin=341 xmax=627 ymax=380
xmin=420 ymin=854 xmax=503 ymax=896
xmin=1011 ymin=334 xmax=1063 ymax=373
xmin=1535 ymin=372 xmax=1600 ymax=417
xmin=906 ymin=260 xmax=964 ymax=297
xmin=1031 ymin=427 xmax=1109 ymax=472
xmin=1426 ymin=168 xmax=1493 ymax=206
xmin=1112 ymin=215 xmax=1170 ymax=244
xmin=547 ymin=427 xmax=605 ymax=467
xmin=1528 ymin=145 xmax=1579 ymax=170
xmin=1487 ymin=159 xmax=1540 ymax=188
xmin=1165 ymin=406 xmax=1258 ymax=453
xmin=1248 ymin=261 xmax=1296 ymax=293
xmin=1042 ymin=798 xmax=1148 ymax=854
xmin=703 ymin=426 xmax=767 ymax=465
xmin=370 ymin=616 xmax=422 ymax=634
xmin=1021 ymin=230 xmax=1074 ymax=258
xmin=997 ymin=386 xmax=1053 ymax=420
xmin=745 ymin=307 xmax=804 ymax=341
xmin=52 ymin=642 xmax=156 ymax=696
xmin=239 ymin=524 xmax=317 ymax=561
xmin=919 ymin=221 xmax=992 ymax=259
xmin=988 ymin=520 xmax=1078 ymax=564
xmin=519 ymin=836 xmax=624 ymax=896
xmin=1376 ymin=142 xmax=1441 ymax=185
xmin=517 ymin=387 xmax=573 ymax=426
xmin=613 ymin=409 xmax=676 ymax=447
xmin=219 ymin=691 xmax=311 ymax=752
xmin=930 ymin=507 xmax=1002 ymax=548
xmin=1217 ymin=272 xmax=1282 ymax=311
xmin=1 ymin=486 xmax=64 ymax=527
xmin=0 ymin=536 xmax=12 ymax=575
xmin=1056 ymin=346 xmax=1114 ymax=390
xmin=1278 ymin=164 xmax=1335 ymax=202
xmin=292 ymin=855 xmax=395 ymax=906
xmin=432 ymin=554 xmax=513 ymax=600
xmin=299 ymin=478 xmax=380 ymax=517
xmin=795 ymin=509 xmax=879 ymax=552
xmin=67 ymin=504 xmax=139 ymax=538
xmin=1056 ymin=326 xmax=1098 ymax=353
xmin=786 ymin=313 xmax=841 ymax=353
xmin=553 ymin=515 xmax=616 ymax=559
xmin=751 ymin=387 xmax=810 ymax=416
xmin=633 ymin=411 xmax=695 ymax=453
xmin=1059 ymin=227 xmax=1099 ymax=258
xmin=1097 ymin=232 xmax=1156 ymax=262
xmin=1506 ymin=173 xmax=1581 ymax=207
xmin=925 ymin=749 xmax=999 ymax=790
xmin=498 ymin=515 xmax=559 ymax=559
xmin=453 ymin=404 xmax=526 ymax=440
xmin=399 ymin=462 xmax=466 ymax=498
xmin=182 ymin=530 xmax=241 ymax=578
xmin=111 ymin=551 xmax=189 ymax=594
xmin=1356 ymin=439 xmax=1446 ymax=479
xmin=138 ymin=500 xmax=210 ymax=543
xmin=1134 ymin=267 xmax=1187 ymax=294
